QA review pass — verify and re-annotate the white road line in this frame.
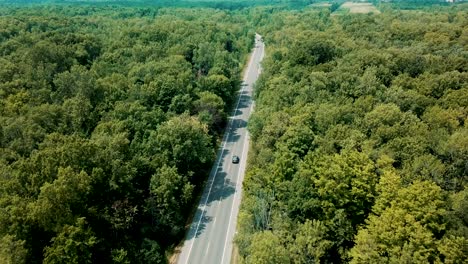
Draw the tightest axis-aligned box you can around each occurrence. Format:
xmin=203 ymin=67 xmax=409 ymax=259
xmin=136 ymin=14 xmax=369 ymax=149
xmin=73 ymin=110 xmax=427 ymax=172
xmin=205 ymin=242 xmax=210 ymax=256
xmin=183 ymin=38 xmax=258 ymax=264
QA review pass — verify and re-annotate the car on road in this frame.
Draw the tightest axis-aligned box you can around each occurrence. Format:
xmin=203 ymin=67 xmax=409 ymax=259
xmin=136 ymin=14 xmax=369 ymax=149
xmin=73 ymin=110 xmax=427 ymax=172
xmin=232 ymin=155 xmax=240 ymax=164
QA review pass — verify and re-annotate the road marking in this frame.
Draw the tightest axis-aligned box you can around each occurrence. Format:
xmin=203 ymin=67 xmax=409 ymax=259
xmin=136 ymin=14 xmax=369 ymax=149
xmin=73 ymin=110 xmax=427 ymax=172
xmin=183 ymin=37 xmax=259 ymax=264
xmin=205 ymin=242 xmax=210 ymax=256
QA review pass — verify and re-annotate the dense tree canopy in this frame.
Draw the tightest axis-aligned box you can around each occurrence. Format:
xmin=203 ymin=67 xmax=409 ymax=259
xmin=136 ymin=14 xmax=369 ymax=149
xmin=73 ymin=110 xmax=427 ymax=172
xmin=0 ymin=4 xmax=253 ymax=263
xmin=237 ymin=3 xmax=468 ymax=264
xmin=1 ymin=1 xmax=467 ymax=263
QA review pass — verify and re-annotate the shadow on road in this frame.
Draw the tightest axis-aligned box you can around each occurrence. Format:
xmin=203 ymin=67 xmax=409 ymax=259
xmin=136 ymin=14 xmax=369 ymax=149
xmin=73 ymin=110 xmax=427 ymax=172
xmin=186 ymin=175 xmax=236 ymax=239
xmin=186 ymin=148 xmax=237 ymax=239
xmin=233 ymin=91 xmax=251 ymax=116
xmin=226 ymin=119 xmax=247 ymax=143
xmin=234 ymin=108 xmax=244 ymax=116
xmin=207 ymin=172 xmax=236 ymax=204
xmin=237 ymin=94 xmax=251 ymax=109
xmin=207 ymin=150 xmax=236 ymax=206
xmin=186 ymin=209 xmax=213 ymax=240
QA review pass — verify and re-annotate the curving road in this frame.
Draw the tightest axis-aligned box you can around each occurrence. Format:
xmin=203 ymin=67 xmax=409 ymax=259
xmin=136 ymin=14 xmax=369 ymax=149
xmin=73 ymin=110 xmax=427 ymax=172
xmin=176 ymin=34 xmax=264 ymax=264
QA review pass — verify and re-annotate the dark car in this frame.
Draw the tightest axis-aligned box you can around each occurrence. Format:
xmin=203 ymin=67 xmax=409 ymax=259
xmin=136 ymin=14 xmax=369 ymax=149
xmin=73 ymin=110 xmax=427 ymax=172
xmin=232 ymin=155 xmax=240 ymax=164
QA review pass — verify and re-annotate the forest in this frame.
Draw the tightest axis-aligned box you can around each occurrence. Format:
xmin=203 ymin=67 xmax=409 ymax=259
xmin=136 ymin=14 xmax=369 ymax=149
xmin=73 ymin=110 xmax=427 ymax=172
xmin=0 ymin=4 xmax=254 ymax=263
xmin=0 ymin=1 xmax=467 ymax=264
xmin=237 ymin=3 xmax=468 ymax=264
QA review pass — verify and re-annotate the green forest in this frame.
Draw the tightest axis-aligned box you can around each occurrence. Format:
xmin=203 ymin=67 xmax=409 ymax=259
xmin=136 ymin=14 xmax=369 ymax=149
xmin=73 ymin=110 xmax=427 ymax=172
xmin=0 ymin=1 xmax=467 ymax=264
xmin=238 ymin=4 xmax=468 ymax=264
xmin=0 ymin=4 xmax=254 ymax=263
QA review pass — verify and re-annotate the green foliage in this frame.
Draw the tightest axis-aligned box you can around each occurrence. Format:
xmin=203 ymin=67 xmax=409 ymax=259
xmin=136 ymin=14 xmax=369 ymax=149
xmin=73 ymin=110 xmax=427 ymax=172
xmin=289 ymin=219 xmax=333 ymax=263
xmin=288 ymin=33 xmax=339 ymax=66
xmin=147 ymin=165 xmax=193 ymax=235
xmin=350 ymin=180 xmax=447 ymax=263
xmin=1 ymin=2 xmax=467 ymax=263
xmin=193 ymin=91 xmax=226 ymax=132
xmin=238 ymin=4 xmax=468 ymax=263
xmin=43 ymin=218 xmax=97 ymax=264
xmin=139 ymin=239 xmax=164 ymax=264
xmin=148 ymin=114 xmax=214 ymax=176
xmin=0 ymin=234 xmax=27 ymax=264
xmin=0 ymin=5 xmax=249 ymax=263
xmin=246 ymin=231 xmax=290 ymax=264
xmin=30 ymin=167 xmax=92 ymax=232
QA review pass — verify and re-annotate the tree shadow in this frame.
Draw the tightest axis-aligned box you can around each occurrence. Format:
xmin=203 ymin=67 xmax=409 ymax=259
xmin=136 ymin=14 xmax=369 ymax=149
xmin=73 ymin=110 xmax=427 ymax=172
xmin=185 ymin=208 xmax=214 ymax=240
xmin=226 ymin=119 xmax=247 ymax=143
xmin=185 ymin=172 xmax=236 ymax=239
xmin=232 ymin=90 xmax=251 ymax=116
xmin=186 ymin=148 xmax=239 ymax=239
xmin=237 ymin=94 xmax=251 ymax=109
xmin=206 ymin=171 xmax=236 ymax=204
xmin=207 ymin=148 xmax=236 ymax=205
xmin=226 ymin=132 xmax=240 ymax=143
xmin=234 ymin=108 xmax=244 ymax=116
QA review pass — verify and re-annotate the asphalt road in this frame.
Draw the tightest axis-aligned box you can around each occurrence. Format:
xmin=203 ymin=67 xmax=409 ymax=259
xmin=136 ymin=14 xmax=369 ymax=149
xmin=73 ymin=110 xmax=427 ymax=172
xmin=177 ymin=34 xmax=264 ymax=264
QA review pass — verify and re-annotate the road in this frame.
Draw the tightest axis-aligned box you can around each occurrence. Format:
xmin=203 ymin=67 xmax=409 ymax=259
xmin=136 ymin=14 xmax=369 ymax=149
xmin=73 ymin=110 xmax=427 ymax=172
xmin=176 ymin=34 xmax=264 ymax=264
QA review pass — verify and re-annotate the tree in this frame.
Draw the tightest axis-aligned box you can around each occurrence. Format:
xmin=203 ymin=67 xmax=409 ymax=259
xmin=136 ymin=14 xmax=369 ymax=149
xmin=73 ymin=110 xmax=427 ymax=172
xmin=62 ymin=96 xmax=94 ymax=135
xmin=192 ymin=91 xmax=226 ymax=132
xmin=247 ymin=231 xmax=290 ymax=264
xmin=194 ymin=42 xmax=215 ymax=76
xmin=52 ymin=65 xmax=97 ymax=104
xmin=436 ymin=235 xmax=468 ymax=264
xmin=276 ymin=115 xmax=315 ymax=157
xmin=197 ymin=74 xmax=234 ymax=104
xmin=300 ymin=150 xmax=378 ymax=226
xmin=237 ymin=6 xmax=468 ymax=263
xmin=29 ymin=167 xmax=91 ymax=232
xmin=403 ymin=154 xmax=446 ymax=187
xmin=28 ymin=40 xmax=73 ymax=74
xmin=289 ymin=220 xmax=333 ymax=264
xmin=351 ymin=181 xmax=446 ymax=264
xmin=422 ymin=106 xmax=461 ymax=133
xmin=19 ymin=133 xmax=96 ymax=195
xmin=0 ymin=234 xmax=27 ymax=264
xmin=147 ymin=114 xmax=214 ymax=176
xmin=139 ymin=239 xmax=164 ymax=264
xmin=43 ymin=218 xmax=97 ymax=264
xmin=111 ymin=248 xmax=131 ymax=264
xmin=147 ymin=165 xmax=193 ymax=234
xmin=288 ymin=33 xmax=338 ymax=66
xmin=440 ymin=128 xmax=468 ymax=190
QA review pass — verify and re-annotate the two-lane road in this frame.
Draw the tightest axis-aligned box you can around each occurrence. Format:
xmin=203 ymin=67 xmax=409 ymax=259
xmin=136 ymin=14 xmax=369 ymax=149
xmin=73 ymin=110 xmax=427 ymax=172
xmin=177 ymin=34 xmax=264 ymax=264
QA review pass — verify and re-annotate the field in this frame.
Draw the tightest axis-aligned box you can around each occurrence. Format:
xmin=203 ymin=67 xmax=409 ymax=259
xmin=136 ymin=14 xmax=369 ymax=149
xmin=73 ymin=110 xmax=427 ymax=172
xmin=339 ymin=1 xmax=381 ymax=14
xmin=309 ymin=2 xmax=331 ymax=7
